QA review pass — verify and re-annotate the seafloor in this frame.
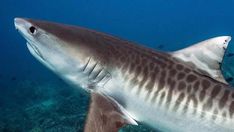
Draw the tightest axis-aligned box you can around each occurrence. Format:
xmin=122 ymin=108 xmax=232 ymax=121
xmin=0 ymin=76 xmax=157 ymax=132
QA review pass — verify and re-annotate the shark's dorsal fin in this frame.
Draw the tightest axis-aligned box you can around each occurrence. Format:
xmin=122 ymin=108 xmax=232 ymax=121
xmin=84 ymin=92 xmax=137 ymax=132
xmin=171 ymin=36 xmax=231 ymax=84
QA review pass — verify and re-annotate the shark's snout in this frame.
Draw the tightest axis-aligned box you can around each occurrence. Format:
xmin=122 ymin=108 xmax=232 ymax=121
xmin=14 ymin=18 xmax=28 ymax=30
xmin=14 ymin=18 xmax=37 ymax=38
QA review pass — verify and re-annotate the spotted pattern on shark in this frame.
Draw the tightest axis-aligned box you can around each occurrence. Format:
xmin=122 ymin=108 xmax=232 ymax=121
xmin=110 ymin=45 xmax=234 ymax=123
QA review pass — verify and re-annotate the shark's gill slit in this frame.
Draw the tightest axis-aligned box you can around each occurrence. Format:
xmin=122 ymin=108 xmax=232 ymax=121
xmin=88 ymin=62 xmax=98 ymax=77
xmin=83 ymin=57 xmax=91 ymax=72
xmin=103 ymin=73 xmax=112 ymax=86
xmin=95 ymin=71 xmax=107 ymax=83
xmin=27 ymin=42 xmax=45 ymax=61
xmin=91 ymin=67 xmax=103 ymax=80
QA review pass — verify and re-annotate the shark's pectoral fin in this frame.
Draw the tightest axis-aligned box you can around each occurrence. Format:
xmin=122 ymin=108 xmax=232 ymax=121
xmin=84 ymin=92 xmax=137 ymax=132
xmin=171 ymin=36 xmax=231 ymax=84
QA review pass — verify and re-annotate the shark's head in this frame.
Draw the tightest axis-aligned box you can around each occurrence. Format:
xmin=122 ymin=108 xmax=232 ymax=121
xmin=15 ymin=18 xmax=83 ymax=68
xmin=14 ymin=18 xmax=108 ymax=88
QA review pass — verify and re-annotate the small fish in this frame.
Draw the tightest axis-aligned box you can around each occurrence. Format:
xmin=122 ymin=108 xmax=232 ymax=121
xmin=157 ymin=44 xmax=164 ymax=49
xmin=227 ymin=53 xmax=234 ymax=57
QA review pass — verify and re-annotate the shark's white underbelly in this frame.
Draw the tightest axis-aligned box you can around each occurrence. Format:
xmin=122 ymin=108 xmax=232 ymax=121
xmin=102 ymin=76 xmax=234 ymax=132
xmin=120 ymin=90 xmax=224 ymax=132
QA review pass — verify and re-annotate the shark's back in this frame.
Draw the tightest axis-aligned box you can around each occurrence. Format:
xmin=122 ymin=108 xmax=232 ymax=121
xmin=95 ymin=33 xmax=234 ymax=131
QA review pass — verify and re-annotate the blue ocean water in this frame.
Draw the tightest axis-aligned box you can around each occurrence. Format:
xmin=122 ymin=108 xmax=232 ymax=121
xmin=1 ymin=0 xmax=234 ymax=131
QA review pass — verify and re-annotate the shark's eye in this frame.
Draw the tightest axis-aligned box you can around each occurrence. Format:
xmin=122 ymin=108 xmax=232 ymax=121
xmin=29 ymin=26 xmax=37 ymax=35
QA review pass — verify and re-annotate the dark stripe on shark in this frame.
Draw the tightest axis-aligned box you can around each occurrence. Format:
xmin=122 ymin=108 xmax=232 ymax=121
xmin=211 ymin=85 xmax=222 ymax=98
xmin=145 ymin=72 xmax=158 ymax=101
xmin=137 ymin=63 xmax=150 ymax=95
xmin=151 ymin=70 xmax=167 ymax=103
xmin=199 ymin=80 xmax=211 ymax=102
xmin=165 ymin=78 xmax=176 ymax=108
xmin=229 ymin=101 xmax=234 ymax=118
xmin=158 ymin=91 xmax=166 ymax=106
xmin=173 ymin=92 xmax=185 ymax=112
xmin=219 ymin=90 xmax=230 ymax=109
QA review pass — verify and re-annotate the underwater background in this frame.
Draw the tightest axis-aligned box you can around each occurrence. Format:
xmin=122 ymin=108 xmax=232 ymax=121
xmin=1 ymin=0 xmax=234 ymax=131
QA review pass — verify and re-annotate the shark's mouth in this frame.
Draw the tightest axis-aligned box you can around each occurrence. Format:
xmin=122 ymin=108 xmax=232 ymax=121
xmin=26 ymin=42 xmax=45 ymax=61
xmin=16 ymin=28 xmax=46 ymax=61
xmin=26 ymin=42 xmax=56 ymax=71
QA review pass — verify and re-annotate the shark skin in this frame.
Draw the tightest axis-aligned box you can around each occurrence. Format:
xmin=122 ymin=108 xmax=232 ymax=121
xmin=14 ymin=17 xmax=234 ymax=132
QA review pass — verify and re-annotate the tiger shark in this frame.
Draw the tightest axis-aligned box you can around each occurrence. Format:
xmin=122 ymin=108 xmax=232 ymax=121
xmin=15 ymin=17 xmax=234 ymax=132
